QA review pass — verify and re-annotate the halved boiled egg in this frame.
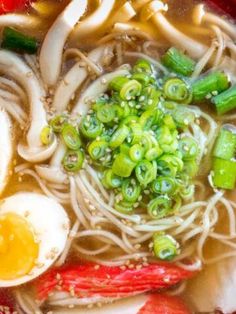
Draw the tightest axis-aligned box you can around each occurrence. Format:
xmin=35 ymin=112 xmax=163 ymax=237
xmin=0 ymin=192 xmax=69 ymax=287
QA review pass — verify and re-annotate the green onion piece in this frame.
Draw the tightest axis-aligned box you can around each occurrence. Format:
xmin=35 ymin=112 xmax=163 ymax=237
xmin=110 ymin=125 xmax=130 ymax=148
xmin=96 ymin=104 xmax=115 ymax=123
xmin=140 ymin=87 xmax=162 ymax=110
xmin=153 ymin=233 xmax=179 ymax=261
xmin=129 ymin=144 xmax=144 ymax=162
xmin=63 ymin=149 xmax=84 ymax=172
xmin=172 ymin=106 xmax=195 ymax=128
xmin=120 ymin=143 xmax=131 ymax=155
xmin=212 ymin=86 xmax=236 ymax=115
xmin=120 ymin=115 xmax=139 ymax=126
xmin=139 ymin=110 xmax=157 ymax=130
xmin=213 ymin=127 xmax=236 ymax=160
xmin=161 ymin=47 xmax=195 ymax=76
xmin=88 ymin=140 xmax=108 ymax=160
xmin=163 ymin=78 xmax=192 ymax=103
xmin=121 ymin=179 xmax=141 ymax=202
xmin=147 ymin=196 xmax=171 ymax=219
xmin=132 ymin=73 xmax=150 ymax=85
xmin=102 ymin=169 xmax=122 ymax=188
xmin=192 ymin=71 xmax=230 ymax=102
xmin=120 ymin=80 xmax=142 ymax=100
xmin=145 ymin=145 xmax=163 ymax=161
xmin=178 ymin=136 xmax=198 ymax=161
xmin=183 ymin=160 xmax=199 ymax=177
xmin=112 ymin=153 xmax=136 ymax=177
xmin=152 ymin=176 xmax=177 ymax=195
xmin=129 ymin=123 xmax=143 ymax=145
xmin=40 ymin=126 xmax=54 ymax=146
xmin=1 ymin=27 xmax=38 ymax=54
xmin=135 ymin=160 xmax=156 ymax=186
xmin=50 ymin=115 xmax=68 ymax=133
xmin=109 ymin=76 xmax=129 ymax=92
xmin=80 ymin=115 xmax=103 ymax=139
xmin=114 ymin=201 xmax=134 ymax=214
xmin=133 ymin=59 xmax=152 ymax=74
xmin=62 ymin=124 xmax=81 ymax=150
xmin=212 ymin=158 xmax=236 ymax=190
xmin=179 ymin=184 xmax=195 ymax=200
xmin=163 ymin=115 xmax=176 ymax=130
xmin=157 ymin=154 xmax=183 ymax=176
xmin=113 ymin=104 xmax=124 ymax=119
xmin=156 ymin=125 xmax=173 ymax=145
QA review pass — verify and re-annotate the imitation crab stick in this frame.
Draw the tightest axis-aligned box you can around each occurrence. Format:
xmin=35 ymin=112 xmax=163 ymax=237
xmin=36 ymin=263 xmax=195 ymax=301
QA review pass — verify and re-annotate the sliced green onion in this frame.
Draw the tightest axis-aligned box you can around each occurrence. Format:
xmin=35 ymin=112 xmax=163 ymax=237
xmin=163 ymin=78 xmax=192 ymax=103
xmin=120 ymin=143 xmax=131 ymax=155
xmin=120 ymin=80 xmax=142 ymax=100
xmin=88 ymin=140 xmax=108 ymax=160
xmin=63 ymin=150 xmax=84 ymax=172
xmin=129 ymin=123 xmax=143 ymax=145
xmin=121 ymin=179 xmax=141 ymax=202
xmin=133 ymin=59 xmax=152 ymax=74
xmin=112 ymin=153 xmax=136 ymax=177
xmin=114 ymin=201 xmax=134 ymax=214
xmin=212 ymin=86 xmax=236 ymax=115
xmin=162 ymin=47 xmax=195 ymax=76
xmin=1 ymin=27 xmax=38 ymax=54
xmin=153 ymin=233 xmax=179 ymax=261
xmin=213 ymin=127 xmax=236 ymax=160
xmin=135 ymin=160 xmax=156 ymax=186
xmin=152 ymin=176 xmax=177 ymax=195
xmin=140 ymin=86 xmax=162 ymax=110
xmin=132 ymin=73 xmax=150 ymax=85
xmin=80 ymin=115 xmax=103 ymax=139
xmin=157 ymin=154 xmax=183 ymax=176
xmin=96 ymin=104 xmax=115 ymax=123
xmin=145 ymin=145 xmax=163 ymax=161
xmin=173 ymin=107 xmax=195 ymax=129
xmin=109 ymin=76 xmax=129 ymax=92
xmin=192 ymin=71 xmax=230 ymax=102
xmin=183 ymin=160 xmax=199 ymax=178
xmin=178 ymin=136 xmax=198 ymax=160
xmin=163 ymin=115 xmax=176 ymax=130
xmin=120 ymin=115 xmax=139 ymax=126
xmin=212 ymin=158 xmax=236 ymax=190
xmin=102 ymin=169 xmax=122 ymax=188
xmin=140 ymin=132 xmax=154 ymax=152
xmin=50 ymin=115 xmax=68 ymax=133
xmin=156 ymin=125 xmax=173 ymax=145
xmin=62 ymin=124 xmax=81 ymax=150
xmin=129 ymin=144 xmax=144 ymax=162
xmin=40 ymin=126 xmax=54 ymax=146
xmin=147 ymin=196 xmax=171 ymax=219
xmin=139 ymin=110 xmax=157 ymax=130
xmin=110 ymin=125 xmax=130 ymax=148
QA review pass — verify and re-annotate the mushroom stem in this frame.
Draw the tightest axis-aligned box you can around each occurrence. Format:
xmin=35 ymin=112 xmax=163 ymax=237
xmin=70 ymin=0 xmax=115 ymax=41
xmin=53 ymin=45 xmax=111 ymax=113
xmin=39 ymin=0 xmax=88 ymax=86
xmin=72 ymin=67 xmax=130 ymax=119
xmin=151 ymin=12 xmax=207 ymax=58
xmin=0 ymin=109 xmax=13 ymax=196
xmin=0 ymin=14 xmax=40 ymax=29
xmin=106 ymin=2 xmax=136 ymax=28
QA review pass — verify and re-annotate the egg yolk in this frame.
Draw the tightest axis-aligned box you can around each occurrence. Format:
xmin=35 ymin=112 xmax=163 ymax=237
xmin=0 ymin=212 xmax=39 ymax=280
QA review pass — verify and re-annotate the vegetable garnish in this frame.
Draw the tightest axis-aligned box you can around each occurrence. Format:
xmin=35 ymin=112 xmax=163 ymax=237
xmin=0 ymin=0 xmax=31 ymax=14
xmin=212 ymin=126 xmax=236 ymax=190
xmin=138 ymin=294 xmax=191 ymax=314
xmin=36 ymin=263 xmax=196 ymax=301
xmin=1 ymin=27 xmax=38 ymax=54
xmin=212 ymin=85 xmax=236 ymax=115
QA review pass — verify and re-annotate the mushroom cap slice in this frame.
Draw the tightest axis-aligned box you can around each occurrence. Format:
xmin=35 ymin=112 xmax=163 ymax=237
xmin=0 ymin=108 xmax=13 ymax=195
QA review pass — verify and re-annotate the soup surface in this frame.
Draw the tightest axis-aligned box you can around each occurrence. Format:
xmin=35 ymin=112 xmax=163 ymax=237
xmin=0 ymin=0 xmax=236 ymax=313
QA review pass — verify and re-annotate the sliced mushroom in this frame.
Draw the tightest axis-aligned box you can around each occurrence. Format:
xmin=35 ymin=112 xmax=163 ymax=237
xmin=39 ymin=0 xmax=88 ymax=86
xmin=142 ymin=1 xmax=207 ymax=59
xmin=35 ymin=141 xmax=68 ymax=184
xmin=0 ymin=109 xmax=13 ymax=196
xmin=0 ymin=14 xmax=39 ymax=29
xmin=72 ymin=67 xmax=130 ymax=119
xmin=0 ymin=50 xmax=56 ymax=163
xmin=193 ymin=4 xmax=236 ymax=41
xmin=70 ymin=0 xmax=115 ymax=41
xmin=106 ymin=2 xmax=136 ymax=28
xmin=53 ymin=45 xmax=112 ymax=113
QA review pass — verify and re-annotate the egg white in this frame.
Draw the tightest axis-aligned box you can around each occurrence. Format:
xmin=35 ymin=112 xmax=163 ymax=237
xmin=0 ymin=192 xmax=70 ymax=287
